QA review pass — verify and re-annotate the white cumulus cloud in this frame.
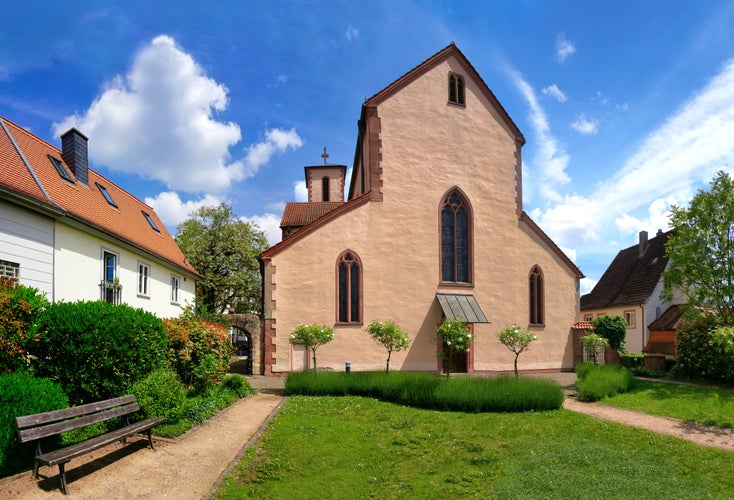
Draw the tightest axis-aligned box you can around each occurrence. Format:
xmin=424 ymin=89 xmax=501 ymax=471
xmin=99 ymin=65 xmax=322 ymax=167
xmin=244 ymin=128 xmax=303 ymax=176
xmin=532 ymin=56 xmax=734 ymax=271
xmin=555 ymin=33 xmax=576 ymax=63
xmin=513 ymin=73 xmax=571 ymax=203
xmin=345 ymin=26 xmax=359 ymax=41
xmin=570 ymin=115 xmax=599 ymax=135
xmin=53 ymin=35 xmax=246 ymax=193
xmin=293 ymin=180 xmax=308 ymax=201
xmin=145 ymin=191 xmax=224 ymax=232
xmin=243 ymin=213 xmax=283 ymax=246
xmin=542 ymin=84 xmax=568 ymax=102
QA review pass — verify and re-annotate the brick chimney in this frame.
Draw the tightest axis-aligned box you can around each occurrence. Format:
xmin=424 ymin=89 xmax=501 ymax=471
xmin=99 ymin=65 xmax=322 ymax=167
xmin=61 ymin=128 xmax=89 ymax=186
xmin=639 ymin=230 xmax=649 ymax=256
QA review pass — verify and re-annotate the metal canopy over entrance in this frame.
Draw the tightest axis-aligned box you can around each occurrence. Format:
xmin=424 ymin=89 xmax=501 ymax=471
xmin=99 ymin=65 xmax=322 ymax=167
xmin=436 ymin=293 xmax=489 ymax=323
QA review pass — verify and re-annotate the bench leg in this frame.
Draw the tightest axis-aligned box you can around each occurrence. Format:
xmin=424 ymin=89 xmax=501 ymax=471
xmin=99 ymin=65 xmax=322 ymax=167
xmin=33 ymin=461 xmax=39 ymax=479
xmin=146 ymin=429 xmax=156 ymax=451
xmin=58 ymin=463 xmax=68 ymax=495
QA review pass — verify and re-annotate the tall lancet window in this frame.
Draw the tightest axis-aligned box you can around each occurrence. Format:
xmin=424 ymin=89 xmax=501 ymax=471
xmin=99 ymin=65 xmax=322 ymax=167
xmin=529 ymin=265 xmax=544 ymax=325
xmin=440 ymin=189 xmax=471 ymax=283
xmin=337 ymin=251 xmax=361 ymax=323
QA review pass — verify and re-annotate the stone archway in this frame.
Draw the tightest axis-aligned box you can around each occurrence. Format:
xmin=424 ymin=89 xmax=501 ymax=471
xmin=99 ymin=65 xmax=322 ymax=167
xmin=227 ymin=313 xmax=263 ymax=375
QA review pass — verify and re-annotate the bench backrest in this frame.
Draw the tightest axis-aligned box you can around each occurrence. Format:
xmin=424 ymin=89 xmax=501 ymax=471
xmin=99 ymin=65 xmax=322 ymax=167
xmin=16 ymin=395 xmax=140 ymax=443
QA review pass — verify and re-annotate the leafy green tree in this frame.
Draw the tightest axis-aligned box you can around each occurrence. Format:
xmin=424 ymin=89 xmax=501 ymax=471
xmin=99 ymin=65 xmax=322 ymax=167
xmin=367 ymin=320 xmax=411 ymax=373
xmin=290 ymin=324 xmax=334 ymax=373
xmin=436 ymin=317 xmax=473 ymax=378
xmin=176 ymin=204 xmax=268 ymax=314
xmin=497 ymin=325 xmax=537 ymax=377
xmin=592 ymin=315 xmax=627 ymax=351
xmin=663 ymin=171 xmax=734 ymax=325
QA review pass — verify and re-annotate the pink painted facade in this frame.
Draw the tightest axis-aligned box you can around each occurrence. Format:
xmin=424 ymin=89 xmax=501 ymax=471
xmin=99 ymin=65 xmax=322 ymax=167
xmin=259 ymin=44 xmax=583 ymax=376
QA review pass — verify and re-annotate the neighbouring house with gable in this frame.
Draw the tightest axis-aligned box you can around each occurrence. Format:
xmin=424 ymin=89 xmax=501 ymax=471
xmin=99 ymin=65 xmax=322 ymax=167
xmin=0 ymin=116 xmax=199 ymax=318
xmin=580 ymin=229 xmax=685 ymax=354
xmin=259 ymin=44 xmax=584 ymax=376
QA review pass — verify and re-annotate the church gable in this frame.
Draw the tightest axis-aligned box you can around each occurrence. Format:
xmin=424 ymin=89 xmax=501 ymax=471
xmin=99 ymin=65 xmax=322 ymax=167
xmin=259 ymin=45 xmax=582 ymax=377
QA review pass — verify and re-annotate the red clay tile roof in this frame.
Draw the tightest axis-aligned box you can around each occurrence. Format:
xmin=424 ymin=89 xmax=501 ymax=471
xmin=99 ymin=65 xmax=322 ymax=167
xmin=0 ymin=116 xmax=199 ymax=277
xmin=571 ymin=321 xmax=595 ymax=331
xmin=581 ymin=230 xmax=672 ymax=311
xmin=648 ymin=304 xmax=685 ymax=331
xmin=280 ymin=201 xmax=344 ymax=228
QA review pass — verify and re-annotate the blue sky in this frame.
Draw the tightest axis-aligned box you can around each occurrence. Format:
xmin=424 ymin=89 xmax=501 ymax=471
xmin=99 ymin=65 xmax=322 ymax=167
xmin=2 ymin=1 xmax=734 ymax=293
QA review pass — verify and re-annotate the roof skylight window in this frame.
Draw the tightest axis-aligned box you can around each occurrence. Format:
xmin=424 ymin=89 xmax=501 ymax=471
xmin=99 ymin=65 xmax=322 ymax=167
xmin=48 ymin=155 xmax=74 ymax=183
xmin=95 ymin=182 xmax=118 ymax=208
xmin=142 ymin=211 xmax=160 ymax=233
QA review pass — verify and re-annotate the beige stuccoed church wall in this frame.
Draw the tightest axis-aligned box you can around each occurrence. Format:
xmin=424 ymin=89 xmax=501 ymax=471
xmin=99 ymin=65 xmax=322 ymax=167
xmin=263 ymin=57 xmax=579 ymax=374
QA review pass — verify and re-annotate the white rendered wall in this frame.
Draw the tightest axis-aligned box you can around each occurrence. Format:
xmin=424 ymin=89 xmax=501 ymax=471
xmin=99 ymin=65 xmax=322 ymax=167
xmin=0 ymin=200 xmax=54 ymax=297
xmin=54 ymin=223 xmax=194 ymax=318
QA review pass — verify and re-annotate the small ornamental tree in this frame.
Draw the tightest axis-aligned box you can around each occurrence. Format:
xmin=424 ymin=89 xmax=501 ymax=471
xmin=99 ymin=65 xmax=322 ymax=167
xmin=592 ymin=315 xmax=627 ymax=351
xmin=289 ymin=323 xmax=334 ymax=373
xmin=497 ymin=325 xmax=538 ymax=377
xmin=582 ymin=333 xmax=609 ymax=364
xmin=436 ymin=317 xmax=473 ymax=378
xmin=367 ymin=320 xmax=411 ymax=374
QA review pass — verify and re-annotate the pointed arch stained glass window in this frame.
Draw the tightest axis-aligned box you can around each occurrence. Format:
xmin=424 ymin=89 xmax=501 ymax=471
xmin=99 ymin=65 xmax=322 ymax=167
xmin=441 ymin=190 xmax=470 ymax=283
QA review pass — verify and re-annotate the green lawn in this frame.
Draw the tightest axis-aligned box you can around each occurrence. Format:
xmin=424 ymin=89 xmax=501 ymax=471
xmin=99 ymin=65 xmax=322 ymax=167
xmin=602 ymin=379 xmax=734 ymax=428
xmin=213 ymin=395 xmax=734 ymax=499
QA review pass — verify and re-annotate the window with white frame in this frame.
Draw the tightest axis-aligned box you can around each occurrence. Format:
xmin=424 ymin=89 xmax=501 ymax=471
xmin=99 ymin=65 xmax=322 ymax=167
xmin=0 ymin=260 xmax=20 ymax=283
xmin=583 ymin=314 xmax=593 ymax=322
xmin=138 ymin=261 xmax=150 ymax=296
xmin=171 ymin=274 xmax=180 ymax=304
xmin=101 ymin=250 xmax=121 ymax=305
xmin=624 ymin=310 xmax=636 ymax=328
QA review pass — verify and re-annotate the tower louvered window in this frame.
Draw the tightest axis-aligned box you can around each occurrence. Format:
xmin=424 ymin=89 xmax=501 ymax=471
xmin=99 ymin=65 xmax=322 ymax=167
xmin=322 ymin=177 xmax=330 ymax=201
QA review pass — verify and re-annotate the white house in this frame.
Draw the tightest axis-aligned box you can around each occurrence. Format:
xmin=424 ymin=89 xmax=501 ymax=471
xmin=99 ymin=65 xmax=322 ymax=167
xmin=0 ymin=116 xmax=199 ymax=318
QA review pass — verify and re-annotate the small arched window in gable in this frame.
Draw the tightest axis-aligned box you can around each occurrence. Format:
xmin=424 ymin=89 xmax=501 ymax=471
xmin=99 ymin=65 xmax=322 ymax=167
xmin=337 ymin=251 xmax=362 ymax=323
xmin=529 ymin=265 xmax=544 ymax=326
xmin=448 ymin=72 xmax=465 ymax=106
xmin=322 ymin=177 xmax=330 ymax=201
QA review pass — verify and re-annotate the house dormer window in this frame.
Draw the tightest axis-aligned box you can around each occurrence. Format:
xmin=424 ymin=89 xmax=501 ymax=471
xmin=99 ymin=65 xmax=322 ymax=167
xmin=96 ymin=182 xmax=118 ymax=208
xmin=142 ymin=211 xmax=161 ymax=233
xmin=448 ymin=72 xmax=465 ymax=106
xmin=48 ymin=155 xmax=74 ymax=183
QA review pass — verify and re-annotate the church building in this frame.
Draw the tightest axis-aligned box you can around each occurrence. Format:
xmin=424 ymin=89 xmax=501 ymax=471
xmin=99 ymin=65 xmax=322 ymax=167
xmin=259 ymin=44 xmax=583 ymax=375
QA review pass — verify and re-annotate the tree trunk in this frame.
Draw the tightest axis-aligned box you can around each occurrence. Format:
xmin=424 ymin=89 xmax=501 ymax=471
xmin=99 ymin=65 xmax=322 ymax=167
xmin=386 ymin=350 xmax=392 ymax=374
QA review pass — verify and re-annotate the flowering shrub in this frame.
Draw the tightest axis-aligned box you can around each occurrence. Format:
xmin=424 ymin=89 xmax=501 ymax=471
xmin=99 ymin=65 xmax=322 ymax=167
xmin=674 ymin=316 xmax=734 ymax=382
xmin=436 ymin=317 xmax=473 ymax=377
xmin=0 ymin=278 xmax=48 ymax=374
xmin=164 ymin=307 xmax=233 ymax=392
xmin=290 ymin=323 xmax=334 ymax=372
xmin=496 ymin=325 xmax=537 ymax=377
xmin=367 ymin=320 xmax=411 ymax=373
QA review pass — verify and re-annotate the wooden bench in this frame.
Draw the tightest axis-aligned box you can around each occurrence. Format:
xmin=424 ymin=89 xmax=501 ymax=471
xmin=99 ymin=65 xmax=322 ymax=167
xmin=15 ymin=394 xmax=165 ymax=495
